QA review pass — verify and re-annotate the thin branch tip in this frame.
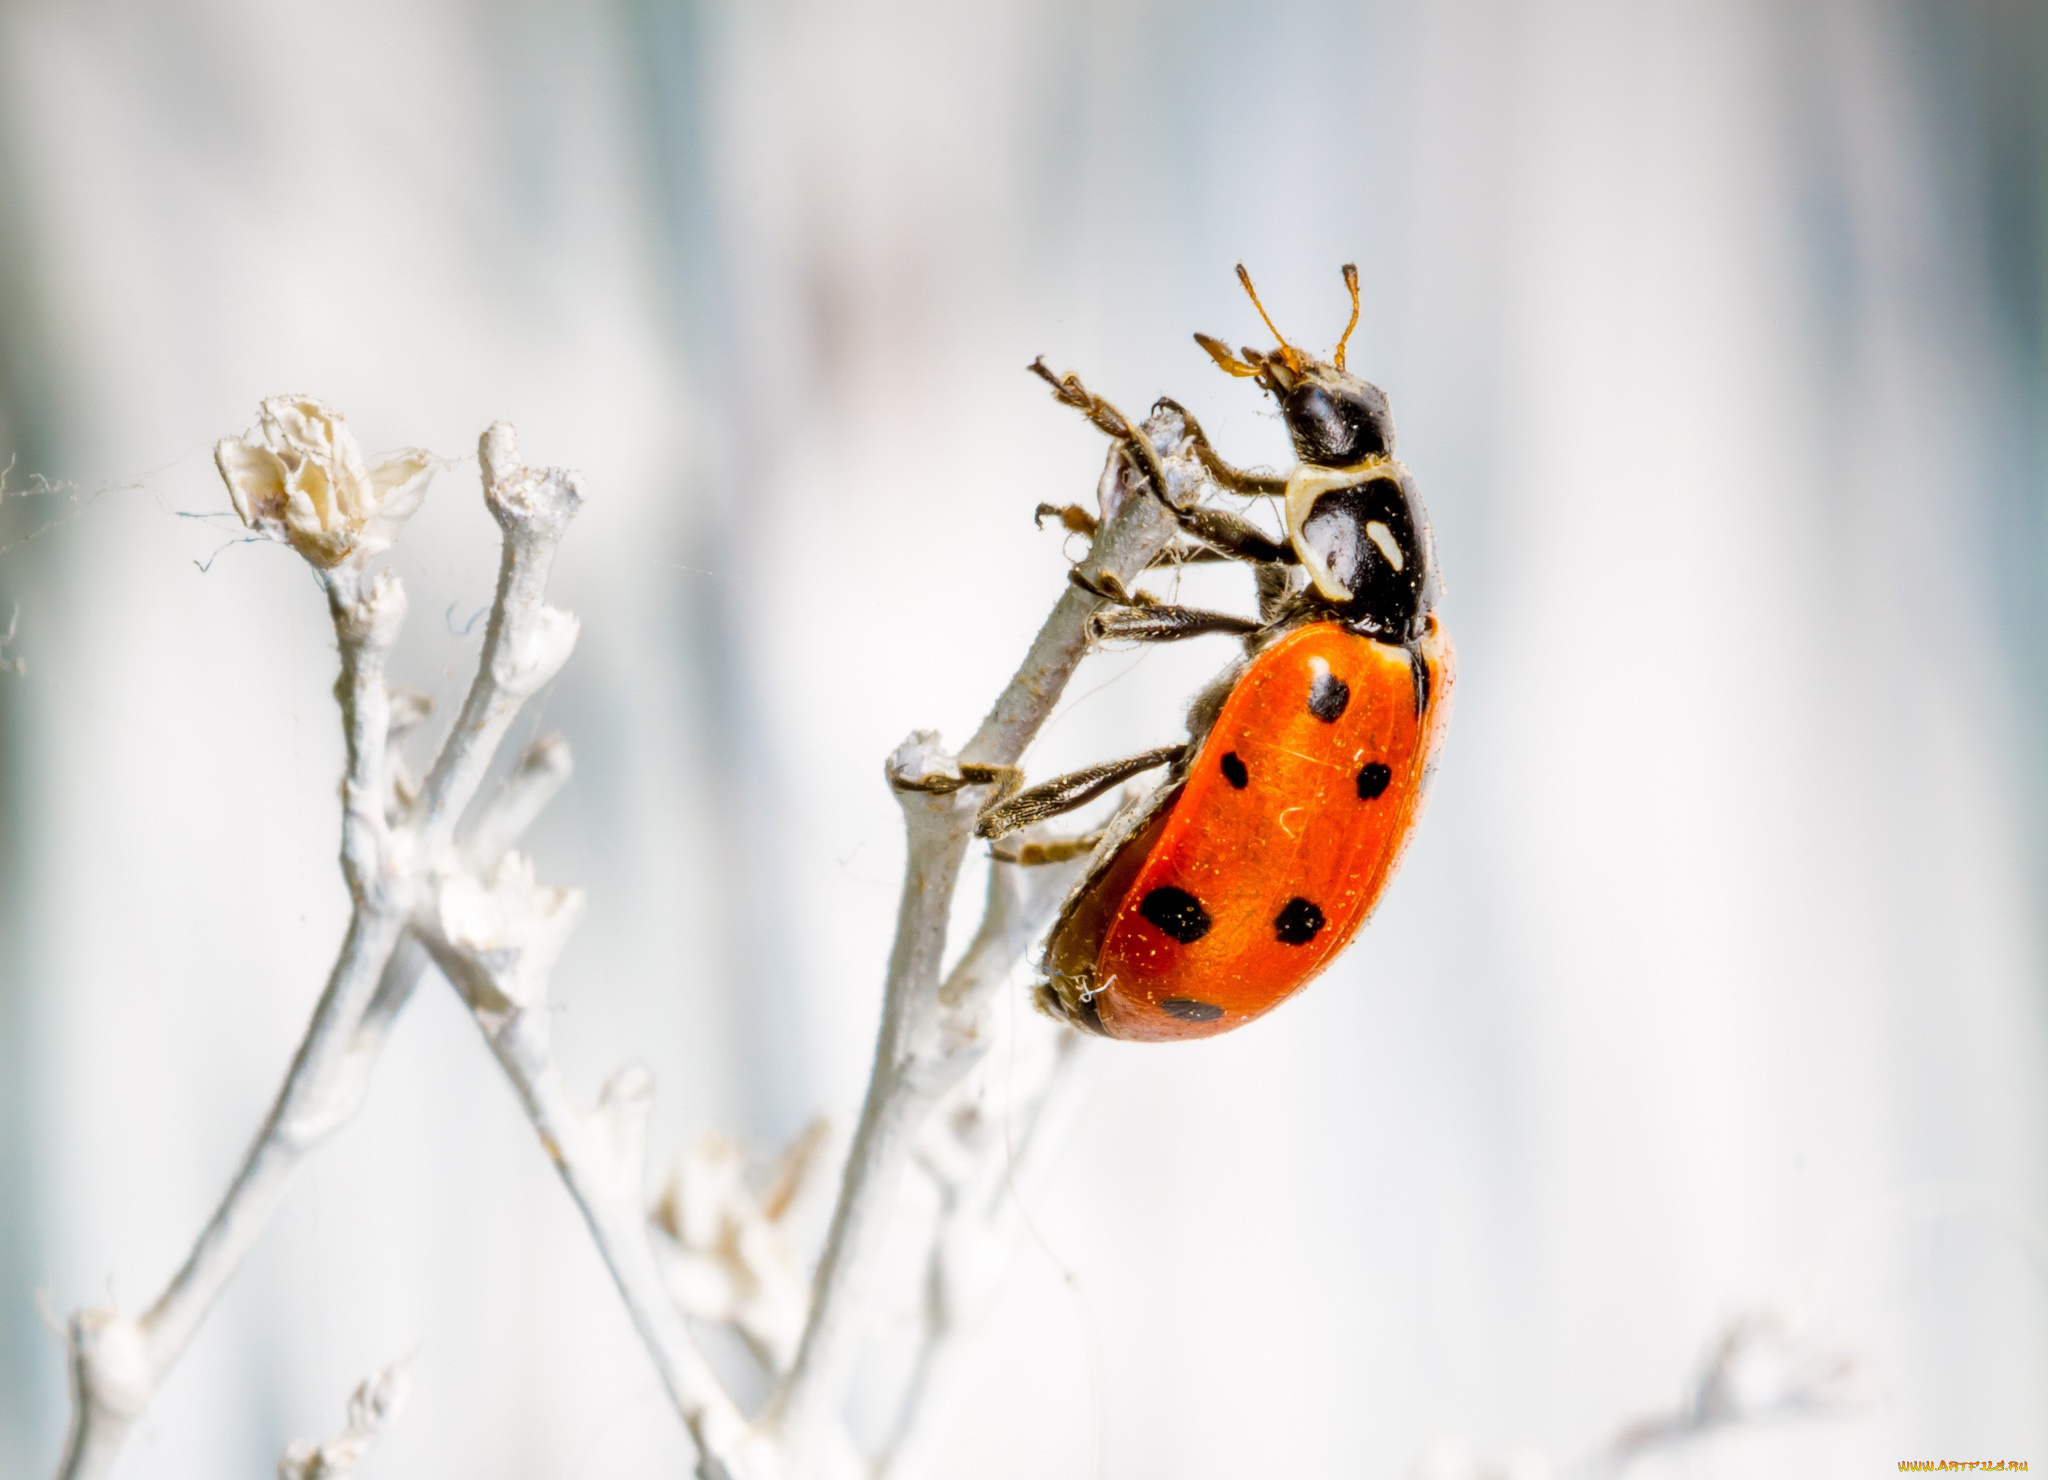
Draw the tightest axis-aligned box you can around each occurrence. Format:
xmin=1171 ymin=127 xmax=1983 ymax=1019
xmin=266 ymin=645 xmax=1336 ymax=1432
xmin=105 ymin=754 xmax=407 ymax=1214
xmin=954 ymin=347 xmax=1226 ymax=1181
xmin=478 ymin=421 xmax=522 ymax=488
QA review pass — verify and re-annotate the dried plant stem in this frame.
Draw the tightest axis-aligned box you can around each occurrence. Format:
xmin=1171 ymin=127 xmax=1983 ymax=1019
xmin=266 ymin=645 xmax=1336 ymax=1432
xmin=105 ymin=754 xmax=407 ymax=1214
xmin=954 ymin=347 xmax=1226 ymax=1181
xmin=410 ymin=429 xmax=753 ymax=1475
xmin=57 ymin=566 xmax=408 ymax=1480
xmin=56 ymin=389 xmax=1213 ymax=1480
xmin=757 ymin=402 xmax=1196 ymax=1463
xmin=874 ymin=866 xmax=1095 ymax=1479
xmin=415 ymin=922 xmax=753 ymax=1471
xmin=874 ymin=1040 xmax=1091 ymax=1480
xmin=55 ymin=423 xmax=584 ymax=1480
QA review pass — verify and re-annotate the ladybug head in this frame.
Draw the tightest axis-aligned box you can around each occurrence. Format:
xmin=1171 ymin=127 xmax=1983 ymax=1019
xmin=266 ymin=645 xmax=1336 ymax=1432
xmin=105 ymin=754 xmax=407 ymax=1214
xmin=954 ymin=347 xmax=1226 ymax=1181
xmin=1195 ymin=264 xmax=1396 ymax=468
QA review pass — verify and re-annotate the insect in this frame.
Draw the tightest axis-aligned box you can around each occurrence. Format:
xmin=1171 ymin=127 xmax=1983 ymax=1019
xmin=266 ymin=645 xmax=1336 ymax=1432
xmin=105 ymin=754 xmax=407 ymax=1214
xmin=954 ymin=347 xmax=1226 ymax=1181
xmin=978 ymin=264 xmax=1454 ymax=1042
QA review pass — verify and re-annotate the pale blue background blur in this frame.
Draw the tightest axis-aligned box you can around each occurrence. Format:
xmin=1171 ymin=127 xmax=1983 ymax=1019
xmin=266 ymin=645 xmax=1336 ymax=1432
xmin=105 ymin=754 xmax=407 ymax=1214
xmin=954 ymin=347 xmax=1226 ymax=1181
xmin=0 ymin=2 xmax=2044 ymax=1476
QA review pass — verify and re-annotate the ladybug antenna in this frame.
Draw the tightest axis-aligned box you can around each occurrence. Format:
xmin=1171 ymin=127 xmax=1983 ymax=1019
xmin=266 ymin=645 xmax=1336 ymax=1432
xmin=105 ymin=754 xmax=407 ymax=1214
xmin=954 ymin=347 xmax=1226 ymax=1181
xmin=1235 ymin=264 xmax=1304 ymax=374
xmin=1194 ymin=331 xmax=1261 ymax=378
xmin=1334 ymin=263 xmax=1361 ymax=371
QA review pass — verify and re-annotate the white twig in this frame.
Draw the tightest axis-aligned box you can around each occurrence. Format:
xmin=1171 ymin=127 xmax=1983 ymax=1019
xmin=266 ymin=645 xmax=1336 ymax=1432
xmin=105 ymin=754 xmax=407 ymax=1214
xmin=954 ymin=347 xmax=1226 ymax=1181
xmin=414 ymin=855 xmax=754 ymax=1476
xmin=53 ymin=409 xmax=580 ymax=1480
xmin=1409 ymin=1305 xmax=1865 ymax=1480
xmin=756 ymin=401 xmax=1196 ymax=1464
xmin=412 ymin=422 xmax=581 ymax=858
xmin=56 ymin=389 xmax=1217 ymax=1480
xmin=1584 ymin=1306 xmax=1863 ymax=1478
xmin=874 ymin=860 xmax=1094 ymax=1478
xmin=652 ymin=1119 xmax=835 ymax=1376
xmin=58 ymin=560 xmax=412 ymax=1480
xmin=460 ymin=732 xmax=575 ymax=872
xmin=277 ymin=1359 xmax=413 ymax=1480
xmin=403 ymin=425 xmax=758 ymax=1478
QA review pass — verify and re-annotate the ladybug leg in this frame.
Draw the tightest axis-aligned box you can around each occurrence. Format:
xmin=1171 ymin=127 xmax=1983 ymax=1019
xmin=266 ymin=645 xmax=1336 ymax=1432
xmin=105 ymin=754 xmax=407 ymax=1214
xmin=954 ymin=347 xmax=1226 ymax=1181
xmin=892 ymin=760 xmax=1023 ymax=804
xmin=1025 ymin=358 xmax=1288 ymax=572
xmin=1155 ymin=500 xmax=1296 ymax=565
xmin=989 ymin=831 xmax=1103 ymax=866
xmin=1088 ymin=605 xmax=1260 ymax=643
xmin=1034 ymin=502 xmax=1098 ymax=538
xmin=1055 ymin=519 xmax=1223 ymax=577
xmin=961 ymin=762 xmax=1024 ymax=800
xmin=1255 ymin=562 xmax=1300 ymax=622
xmin=1028 ymin=358 xmax=1179 ymax=507
xmin=1154 ymin=398 xmax=1288 ymax=499
xmin=975 ymin=743 xmax=1186 ymax=840
xmin=1029 ymin=357 xmax=1141 ymax=441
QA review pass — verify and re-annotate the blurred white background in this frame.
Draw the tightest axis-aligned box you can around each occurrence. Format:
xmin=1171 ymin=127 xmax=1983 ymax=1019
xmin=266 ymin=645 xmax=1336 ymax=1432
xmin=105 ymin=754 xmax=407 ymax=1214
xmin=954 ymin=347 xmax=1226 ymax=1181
xmin=1 ymin=1 xmax=2045 ymax=1476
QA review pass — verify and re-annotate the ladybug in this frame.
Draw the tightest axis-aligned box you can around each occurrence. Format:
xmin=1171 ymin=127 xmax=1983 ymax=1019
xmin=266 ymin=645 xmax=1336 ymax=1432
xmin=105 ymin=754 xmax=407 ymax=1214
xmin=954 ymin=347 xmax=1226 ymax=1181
xmin=978 ymin=265 xmax=1454 ymax=1042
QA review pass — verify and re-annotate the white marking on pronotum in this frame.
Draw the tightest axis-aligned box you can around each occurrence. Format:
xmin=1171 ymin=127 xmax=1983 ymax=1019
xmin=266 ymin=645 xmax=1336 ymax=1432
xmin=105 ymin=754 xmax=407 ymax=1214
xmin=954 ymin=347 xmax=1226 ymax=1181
xmin=1366 ymin=520 xmax=1403 ymax=571
xmin=1283 ymin=456 xmax=1409 ymax=602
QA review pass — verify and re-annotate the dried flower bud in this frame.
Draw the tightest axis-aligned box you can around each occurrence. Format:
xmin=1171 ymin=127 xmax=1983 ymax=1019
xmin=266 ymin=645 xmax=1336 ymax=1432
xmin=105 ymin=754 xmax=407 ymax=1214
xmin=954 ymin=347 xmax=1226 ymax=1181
xmin=436 ymin=852 xmax=584 ymax=1012
xmin=649 ymin=1121 xmax=831 ymax=1368
xmin=277 ymin=1358 xmax=412 ymax=1480
xmin=216 ymin=396 xmax=440 ymax=567
xmin=344 ymin=1359 xmax=413 ymax=1434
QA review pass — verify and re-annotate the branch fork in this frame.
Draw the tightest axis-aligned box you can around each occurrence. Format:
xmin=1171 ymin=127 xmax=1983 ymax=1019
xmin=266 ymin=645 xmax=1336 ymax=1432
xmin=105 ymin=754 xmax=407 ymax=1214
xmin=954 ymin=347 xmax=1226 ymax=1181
xmin=55 ymin=408 xmax=600 ymax=1480
xmin=56 ymin=387 xmax=1212 ymax=1480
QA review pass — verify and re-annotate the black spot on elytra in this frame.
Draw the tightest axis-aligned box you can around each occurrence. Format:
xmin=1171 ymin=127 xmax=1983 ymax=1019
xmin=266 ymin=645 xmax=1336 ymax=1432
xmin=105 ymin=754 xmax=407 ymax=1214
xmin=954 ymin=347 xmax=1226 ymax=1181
xmin=1308 ymin=669 xmax=1350 ymax=723
xmin=1159 ymin=998 xmax=1224 ymax=1023
xmin=1274 ymin=897 xmax=1325 ymax=945
xmin=1220 ymin=751 xmax=1248 ymax=788
xmin=1357 ymin=762 xmax=1392 ymax=800
xmin=1139 ymin=886 xmax=1211 ymax=944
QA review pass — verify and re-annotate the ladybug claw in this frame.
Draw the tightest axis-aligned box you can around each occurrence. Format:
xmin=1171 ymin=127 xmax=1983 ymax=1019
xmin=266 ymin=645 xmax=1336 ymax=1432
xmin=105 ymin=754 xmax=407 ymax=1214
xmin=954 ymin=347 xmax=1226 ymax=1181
xmin=886 ymin=731 xmax=1007 ymax=798
xmin=1068 ymin=567 xmax=1157 ymax=608
xmin=1034 ymin=502 xmax=1098 ymax=537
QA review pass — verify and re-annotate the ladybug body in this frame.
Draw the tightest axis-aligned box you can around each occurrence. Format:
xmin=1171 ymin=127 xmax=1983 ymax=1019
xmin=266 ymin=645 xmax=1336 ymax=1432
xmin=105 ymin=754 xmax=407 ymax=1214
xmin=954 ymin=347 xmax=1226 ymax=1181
xmin=980 ymin=265 xmax=1454 ymax=1042
xmin=1042 ymin=617 xmax=1452 ymax=1040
